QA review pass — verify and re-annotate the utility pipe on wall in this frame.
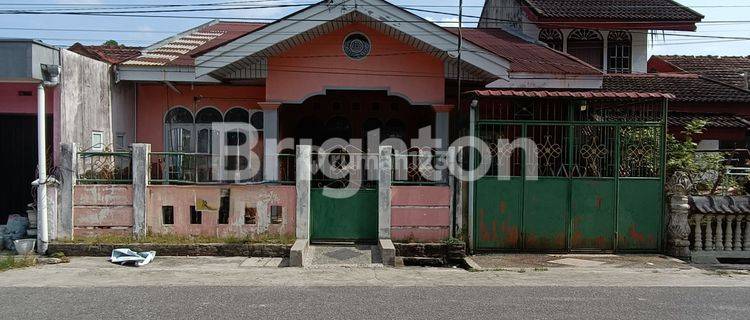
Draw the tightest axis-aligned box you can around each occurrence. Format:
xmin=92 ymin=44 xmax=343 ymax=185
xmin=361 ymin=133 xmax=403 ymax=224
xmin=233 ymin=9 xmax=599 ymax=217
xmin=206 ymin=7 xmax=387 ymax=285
xmin=37 ymin=83 xmax=49 ymax=254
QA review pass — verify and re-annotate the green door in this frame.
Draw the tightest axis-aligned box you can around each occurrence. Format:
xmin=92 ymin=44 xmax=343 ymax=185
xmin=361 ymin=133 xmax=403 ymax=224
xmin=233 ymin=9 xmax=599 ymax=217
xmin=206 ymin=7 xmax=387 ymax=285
xmin=310 ymin=188 xmax=378 ymax=241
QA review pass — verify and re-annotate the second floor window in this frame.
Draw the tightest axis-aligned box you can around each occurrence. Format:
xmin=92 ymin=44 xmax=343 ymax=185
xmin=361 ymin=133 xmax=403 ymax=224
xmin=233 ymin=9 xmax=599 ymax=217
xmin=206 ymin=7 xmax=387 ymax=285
xmin=567 ymin=29 xmax=604 ymax=70
xmin=538 ymin=29 xmax=563 ymax=51
xmin=607 ymin=31 xmax=632 ymax=73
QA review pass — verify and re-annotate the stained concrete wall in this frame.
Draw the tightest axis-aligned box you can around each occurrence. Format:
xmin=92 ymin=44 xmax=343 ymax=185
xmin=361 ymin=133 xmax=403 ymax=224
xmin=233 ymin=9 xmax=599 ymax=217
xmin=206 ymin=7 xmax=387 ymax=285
xmin=147 ymin=185 xmax=296 ymax=237
xmin=391 ymin=186 xmax=451 ymax=242
xmin=72 ymin=185 xmax=134 ymax=237
xmin=59 ymin=49 xmax=114 ymax=152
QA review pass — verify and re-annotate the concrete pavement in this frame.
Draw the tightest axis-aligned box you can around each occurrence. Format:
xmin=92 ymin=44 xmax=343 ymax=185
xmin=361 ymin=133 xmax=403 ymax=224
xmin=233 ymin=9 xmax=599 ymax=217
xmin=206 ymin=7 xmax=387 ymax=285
xmin=1 ymin=255 xmax=749 ymax=288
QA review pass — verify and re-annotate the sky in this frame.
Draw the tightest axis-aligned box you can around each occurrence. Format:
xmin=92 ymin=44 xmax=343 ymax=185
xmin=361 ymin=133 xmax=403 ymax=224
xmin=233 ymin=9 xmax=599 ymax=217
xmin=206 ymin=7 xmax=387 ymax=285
xmin=0 ymin=0 xmax=748 ymax=57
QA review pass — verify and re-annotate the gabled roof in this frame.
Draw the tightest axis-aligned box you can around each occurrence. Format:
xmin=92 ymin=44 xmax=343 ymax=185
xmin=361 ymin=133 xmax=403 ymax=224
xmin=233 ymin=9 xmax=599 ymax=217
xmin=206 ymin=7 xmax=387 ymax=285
xmin=194 ymin=0 xmax=511 ymax=81
xmin=123 ymin=20 xmax=264 ymax=67
xmin=448 ymin=28 xmax=600 ymax=75
xmin=519 ymin=0 xmax=703 ymax=30
xmin=68 ymin=43 xmax=142 ymax=64
xmin=649 ymin=55 xmax=750 ymax=89
xmin=603 ymin=73 xmax=750 ymax=103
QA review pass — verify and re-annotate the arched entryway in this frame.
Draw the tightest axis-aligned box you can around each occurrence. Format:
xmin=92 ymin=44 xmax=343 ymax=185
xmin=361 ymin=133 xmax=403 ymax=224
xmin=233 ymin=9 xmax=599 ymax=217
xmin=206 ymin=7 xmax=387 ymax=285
xmin=280 ymin=90 xmax=434 ymax=241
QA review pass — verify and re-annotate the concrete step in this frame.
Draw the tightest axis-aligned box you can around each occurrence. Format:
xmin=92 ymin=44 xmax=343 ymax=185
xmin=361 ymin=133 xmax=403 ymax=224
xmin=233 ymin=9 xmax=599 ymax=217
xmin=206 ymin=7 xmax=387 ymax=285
xmin=308 ymin=243 xmax=383 ymax=267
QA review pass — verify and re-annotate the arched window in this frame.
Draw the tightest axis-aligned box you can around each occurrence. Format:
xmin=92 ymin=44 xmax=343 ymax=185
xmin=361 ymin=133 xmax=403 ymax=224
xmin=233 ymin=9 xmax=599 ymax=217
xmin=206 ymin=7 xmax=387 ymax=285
xmin=195 ymin=108 xmax=222 ymax=154
xmin=607 ymin=31 xmax=632 ymax=73
xmin=567 ymin=29 xmax=604 ymax=70
xmin=224 ymin=108 xmax=249 ymax=123
xmin=539 ymin=29 xmax=563 ymax=51
xmin=164 ymin=107 xmax=194 ymax=152
xmin=223 ymin=108 xmax=250 ymax=147
xmin=250 ymin=111 xmax=264 ymax=131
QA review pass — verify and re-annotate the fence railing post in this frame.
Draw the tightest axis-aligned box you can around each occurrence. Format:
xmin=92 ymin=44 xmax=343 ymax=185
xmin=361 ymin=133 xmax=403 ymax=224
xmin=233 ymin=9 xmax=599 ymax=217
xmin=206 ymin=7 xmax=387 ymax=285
xmin=132 ymin=143 xmax=150 ymax=239
xmin=295 ymin=145 xmax=311 ymax=239
xmin=379 ymin=146 xmax=393 ymax=239
xmin=59 ymin=143 xmax=76 ymax=240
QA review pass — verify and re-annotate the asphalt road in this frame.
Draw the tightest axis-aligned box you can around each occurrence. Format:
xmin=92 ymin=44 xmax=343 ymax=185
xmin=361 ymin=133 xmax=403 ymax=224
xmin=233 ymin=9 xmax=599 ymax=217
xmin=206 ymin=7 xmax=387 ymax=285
xmin=1 ymin=286 xmax=748 ymax=320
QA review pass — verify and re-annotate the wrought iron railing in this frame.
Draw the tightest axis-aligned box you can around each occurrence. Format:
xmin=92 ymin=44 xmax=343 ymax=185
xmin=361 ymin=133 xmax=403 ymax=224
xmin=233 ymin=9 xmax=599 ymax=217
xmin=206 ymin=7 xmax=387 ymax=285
xmin=278 ymin=153 xmax=296 ymax=184
xmin=311 ymin=150 xmax=378 ymax=189
xmin=149 ymin=152 xmax=268 ymax=184
xmin=392 ymin=149 xmax=449 ymax=185
xmin=77 ymin=151 xmax=133 ymax=184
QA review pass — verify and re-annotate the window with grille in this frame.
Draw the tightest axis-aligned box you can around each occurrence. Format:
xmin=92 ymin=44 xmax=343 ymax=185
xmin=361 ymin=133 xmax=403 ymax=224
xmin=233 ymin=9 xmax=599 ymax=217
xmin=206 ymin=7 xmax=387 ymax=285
xmin=607 ymin=31 xmax=632 ymax=73
xmin=538 ymin=29 xmax=563 ymax=51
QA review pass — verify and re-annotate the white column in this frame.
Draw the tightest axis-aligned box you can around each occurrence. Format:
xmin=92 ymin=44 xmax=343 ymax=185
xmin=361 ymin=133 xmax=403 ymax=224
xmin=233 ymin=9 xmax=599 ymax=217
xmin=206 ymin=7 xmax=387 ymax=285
xmin=36 ymin=83 xmax=49 ymax=254
xmin=433 ymin=104 xmax=453 ymax=184
xmin=295 ymin=145 xmax=311 ymax=239
xmin=132 ymin=143 xmax=150 ymax=239
xmin=259 ymin=102 xmax=281 ymax=182
xmin=378 ymin=146 xmax=393 ymax=239
xmin=602 ymin=31 xmax=610 ymax=73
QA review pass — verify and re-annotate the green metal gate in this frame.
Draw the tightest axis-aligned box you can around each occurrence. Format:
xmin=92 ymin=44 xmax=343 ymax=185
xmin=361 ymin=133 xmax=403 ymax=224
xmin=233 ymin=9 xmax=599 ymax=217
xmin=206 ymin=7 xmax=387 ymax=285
xmin=309 ymin=150 xmax=379 ymax=241
xmin=473 ymin=97 xmax=666 ymax=252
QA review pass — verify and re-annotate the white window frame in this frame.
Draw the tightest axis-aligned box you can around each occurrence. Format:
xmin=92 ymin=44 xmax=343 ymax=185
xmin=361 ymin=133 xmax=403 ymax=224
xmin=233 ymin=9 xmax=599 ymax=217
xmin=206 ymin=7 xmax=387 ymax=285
xmin=91 ymin=131 xmax=104 ymax=151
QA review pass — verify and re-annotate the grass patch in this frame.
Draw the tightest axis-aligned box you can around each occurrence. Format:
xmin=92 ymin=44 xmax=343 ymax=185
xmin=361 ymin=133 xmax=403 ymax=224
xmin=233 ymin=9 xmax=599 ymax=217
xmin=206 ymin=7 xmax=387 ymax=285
xmin=0 ymin=255 xmax=37 ymax=272
xmin=58 ymin=232 xmax=296 ymax=245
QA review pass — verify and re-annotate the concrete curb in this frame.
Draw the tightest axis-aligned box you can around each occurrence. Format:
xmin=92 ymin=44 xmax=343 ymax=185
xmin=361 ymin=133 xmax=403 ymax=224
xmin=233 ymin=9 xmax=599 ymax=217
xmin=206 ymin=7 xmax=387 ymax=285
xmin=48 ymin=243 xmax=292 ymax=257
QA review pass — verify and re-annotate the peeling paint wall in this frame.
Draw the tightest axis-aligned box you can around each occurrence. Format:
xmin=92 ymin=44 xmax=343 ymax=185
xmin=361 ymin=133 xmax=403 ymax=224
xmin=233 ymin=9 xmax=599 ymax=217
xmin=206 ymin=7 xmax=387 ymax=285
xmin=391 ymin=186 xmax=451 ymax=242
xmin=72 ymin=185 xmax=134 ymax=237
xmin=147 ymin=185 xmax=296 ymax=237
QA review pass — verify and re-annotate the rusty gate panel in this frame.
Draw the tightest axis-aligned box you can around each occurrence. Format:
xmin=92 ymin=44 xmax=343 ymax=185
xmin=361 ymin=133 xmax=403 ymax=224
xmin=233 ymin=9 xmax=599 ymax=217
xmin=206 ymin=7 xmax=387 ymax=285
xmin=617 ymin=179 xmax=661 ymax=250
xmin=523 ymin=178 xmax=568 ymax=250
xmin=571 ymin=179 xmax=615 ymax=250
xmin=475 ymin=177 xmax=522 ymax=250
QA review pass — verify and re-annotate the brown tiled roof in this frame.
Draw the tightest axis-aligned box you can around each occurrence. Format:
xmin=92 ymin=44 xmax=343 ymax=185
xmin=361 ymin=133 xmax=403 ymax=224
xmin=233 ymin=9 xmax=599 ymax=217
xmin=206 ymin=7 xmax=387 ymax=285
xmin=521 ymin=0 xmax=703 ymax=21
xmin=668 ymin=112 xmax=750 ymax=128
xmin=603 ymin=73 xmax=750 ymax=103
xmin=68 ymin=43 xmax=142 ymax=64
xmin=448 ymin=28 xmax=601 ymax=75
xmin=651 ymin=55 xmax=750 ymax=89
xmin=123 ymin=21 xmax=265 ymax=67
xmin=467 ymin=89 xmax=672 ymax=99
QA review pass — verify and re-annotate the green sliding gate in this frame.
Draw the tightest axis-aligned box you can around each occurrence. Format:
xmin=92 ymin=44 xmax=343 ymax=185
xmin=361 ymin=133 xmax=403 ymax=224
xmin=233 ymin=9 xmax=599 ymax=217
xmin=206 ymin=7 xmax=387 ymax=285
xmin=309 ymin=150 xmax=379 ymax=241
xmin=473 ymin=98 xmax=666 ymax=252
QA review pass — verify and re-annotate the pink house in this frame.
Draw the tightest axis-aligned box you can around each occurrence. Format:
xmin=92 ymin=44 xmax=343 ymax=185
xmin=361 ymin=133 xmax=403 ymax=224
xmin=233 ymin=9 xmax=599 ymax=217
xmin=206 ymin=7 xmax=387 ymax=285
xmin=41 ymin=0 xmax=699 ymax=256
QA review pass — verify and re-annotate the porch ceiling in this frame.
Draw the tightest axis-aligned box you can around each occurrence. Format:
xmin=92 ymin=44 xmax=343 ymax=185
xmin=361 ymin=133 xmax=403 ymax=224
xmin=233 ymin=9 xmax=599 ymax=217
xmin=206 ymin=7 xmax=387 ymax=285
xmin=195 ymin=0 xmax=511 ymax=82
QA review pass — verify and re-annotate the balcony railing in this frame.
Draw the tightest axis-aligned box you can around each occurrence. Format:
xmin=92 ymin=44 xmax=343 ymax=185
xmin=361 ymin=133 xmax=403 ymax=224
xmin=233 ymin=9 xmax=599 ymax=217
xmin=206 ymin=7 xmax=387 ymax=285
xmin=77 ymin=151 xmax=133 ymax=184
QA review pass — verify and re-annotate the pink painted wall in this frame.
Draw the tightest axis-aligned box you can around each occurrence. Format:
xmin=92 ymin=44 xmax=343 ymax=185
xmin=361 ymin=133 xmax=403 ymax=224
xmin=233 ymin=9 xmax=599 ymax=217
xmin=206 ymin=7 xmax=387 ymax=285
xmin=0 ymin=83 xmax=55 ymax=115
xmin=391 ymin=185 xmax=451 ymax=242
xmin=0 ymin=82 xmax=60 ymax=164
xmin=267 ymin=23 xmax=445 ymax=105
xmin=136 ymin=84 xmax=266 ymax=151
xmin=73 ymin=185 xmax=134 ymax=237
xmin=147 ymin=184 xmax=296 ymax=237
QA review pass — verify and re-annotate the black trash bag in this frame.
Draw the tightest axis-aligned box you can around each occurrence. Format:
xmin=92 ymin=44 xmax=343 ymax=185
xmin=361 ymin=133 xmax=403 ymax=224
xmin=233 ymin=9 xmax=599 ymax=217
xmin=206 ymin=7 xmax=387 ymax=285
xmin=2 ymin=214 xmax=29 ymax=251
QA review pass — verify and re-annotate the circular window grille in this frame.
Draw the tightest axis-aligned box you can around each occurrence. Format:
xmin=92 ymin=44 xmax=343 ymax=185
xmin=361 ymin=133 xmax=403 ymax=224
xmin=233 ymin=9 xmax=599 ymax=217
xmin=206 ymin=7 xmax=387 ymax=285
xmin=343 ymin=33 xmax=371 ymax=59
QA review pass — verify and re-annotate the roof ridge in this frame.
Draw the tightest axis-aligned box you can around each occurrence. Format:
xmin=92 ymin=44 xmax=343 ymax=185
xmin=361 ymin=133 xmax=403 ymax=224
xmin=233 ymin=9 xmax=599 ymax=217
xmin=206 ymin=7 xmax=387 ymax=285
xmin=608 ymin=73 xmax=700 ymax=78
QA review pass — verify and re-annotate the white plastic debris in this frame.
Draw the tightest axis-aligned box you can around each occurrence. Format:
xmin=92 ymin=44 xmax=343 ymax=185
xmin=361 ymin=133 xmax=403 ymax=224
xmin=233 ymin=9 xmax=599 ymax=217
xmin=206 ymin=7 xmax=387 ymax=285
xmin=109 ymin=248 xmax=156 ymax=267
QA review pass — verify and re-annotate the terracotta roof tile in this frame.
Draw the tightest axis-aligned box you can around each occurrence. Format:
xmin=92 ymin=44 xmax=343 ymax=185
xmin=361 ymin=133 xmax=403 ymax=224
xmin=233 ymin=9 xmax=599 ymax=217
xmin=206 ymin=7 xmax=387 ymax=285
xmin=521 ymin=0 xmax=703 ymax=21
xmin=68 ymin=43 xmax=142 ymax=64
xmin=468 ymin=89 xmax=672 ymax=99
xmin=651 ymin=55 xmax=750 ymax=88
xmin=603 ymin=73 xmax=750 ymax=103
xmin=448 ymin=27 xmax=601 ymax=75
xmin=122 ymin=21 xmax=265 ymax=67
